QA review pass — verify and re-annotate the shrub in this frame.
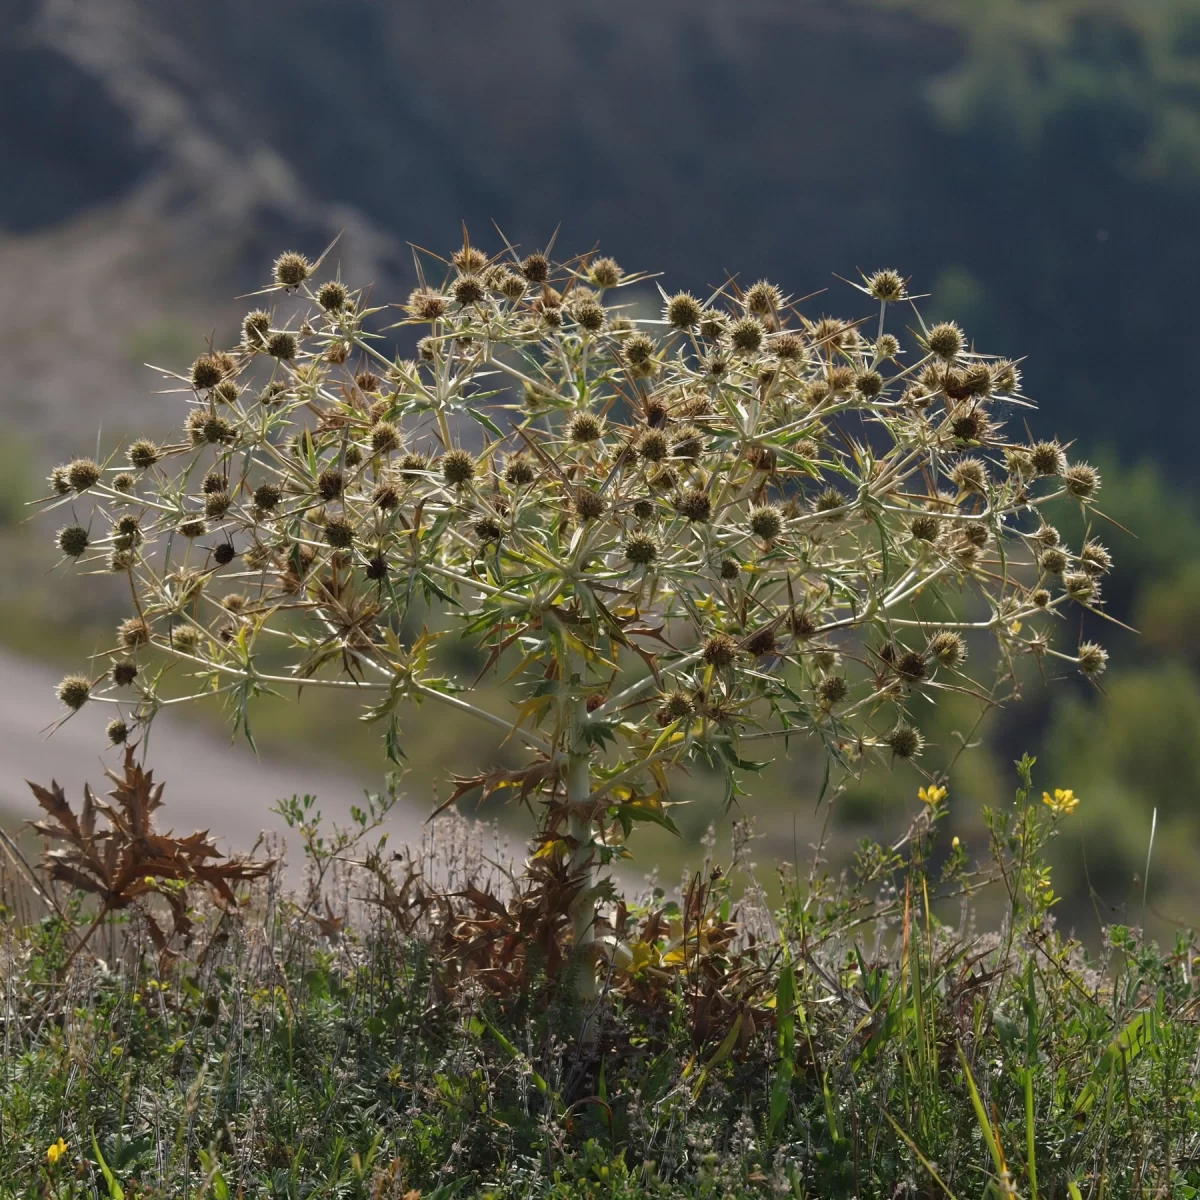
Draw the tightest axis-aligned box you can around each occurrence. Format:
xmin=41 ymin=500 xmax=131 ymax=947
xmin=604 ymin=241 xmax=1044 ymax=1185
xmin=38 ymin=241 xmax=1110 ymax=991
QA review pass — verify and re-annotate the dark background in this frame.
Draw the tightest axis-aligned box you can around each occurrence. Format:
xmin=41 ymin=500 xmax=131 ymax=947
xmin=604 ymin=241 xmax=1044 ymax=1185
xmin=4 ymin=0 xmax=1200 ymax=930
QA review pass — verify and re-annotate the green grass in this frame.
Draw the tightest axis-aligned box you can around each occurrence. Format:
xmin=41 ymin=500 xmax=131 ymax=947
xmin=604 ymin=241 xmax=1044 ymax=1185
xmin=3 ymin=757 xmax=1199 ymax=1198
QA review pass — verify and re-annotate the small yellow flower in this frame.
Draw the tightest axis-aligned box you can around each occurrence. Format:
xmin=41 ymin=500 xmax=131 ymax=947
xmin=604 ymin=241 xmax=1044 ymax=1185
xmin=46 ymin=1138 xmax=68 ymax=1167
xmin=1042 ymin=788 xmax=1079 ymax=816
xmin=952 ymin=836 xmax=961 ymax=849
xmin=919 ymin=784 xmax=947 ymax=807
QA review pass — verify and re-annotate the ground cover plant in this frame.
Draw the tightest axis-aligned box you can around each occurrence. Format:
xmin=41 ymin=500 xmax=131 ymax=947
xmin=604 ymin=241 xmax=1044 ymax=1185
xmin=6 ymin=241 xmax=1179 ymax=1197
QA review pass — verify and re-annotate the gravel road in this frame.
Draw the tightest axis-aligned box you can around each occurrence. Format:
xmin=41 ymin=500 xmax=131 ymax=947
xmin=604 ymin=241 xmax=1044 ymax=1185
xmin=0 ymin=650 xmax=431 ymax=877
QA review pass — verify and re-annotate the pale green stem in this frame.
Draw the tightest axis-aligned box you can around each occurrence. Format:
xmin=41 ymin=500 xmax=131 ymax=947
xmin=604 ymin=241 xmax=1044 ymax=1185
xmin=567 ymin=693 xmax=598 ymax=999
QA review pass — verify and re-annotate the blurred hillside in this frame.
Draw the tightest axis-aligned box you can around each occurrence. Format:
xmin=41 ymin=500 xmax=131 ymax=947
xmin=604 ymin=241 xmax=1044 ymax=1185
xmin=5 ymin=0 xmax=1200 ymax=931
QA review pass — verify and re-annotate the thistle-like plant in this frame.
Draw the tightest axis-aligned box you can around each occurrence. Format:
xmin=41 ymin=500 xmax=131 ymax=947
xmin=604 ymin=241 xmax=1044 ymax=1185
xmin=40 ymin=243 xmax=1110 ymax=988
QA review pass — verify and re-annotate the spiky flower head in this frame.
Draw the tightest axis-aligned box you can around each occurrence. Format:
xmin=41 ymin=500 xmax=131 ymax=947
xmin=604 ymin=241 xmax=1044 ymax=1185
xmin=1063 ymin=462 xmax=1100 ymax=500
xmin=453 ymin=275 xmax=485 ymax=306
xmin=622 ymin=333 xmax=656 ymax=369
xmin=729 ymin=316 xmax=764 ymax=353
xmin=1030 ymin=441 xmax=1066 ymax=476
xmin=876 ymin=333 xmax=901 ymax=358
xmin=744 ymin=280 xmax=782 ymax=315
xmin=817 ymin=674 xmax=848 ymax=707
xmin=49 ymin=466 xmax=71 ymax=495
xmin=504 ymin=455 xmax=535 ymax=486
xmin=452 ymin=246 xmax=489 ymax=274
xmin=1039 ymin=548 xmax=1067 ymax=575
xmin=573 ymin=488 xmax=605 ymax=521
xmin=659 ymin=690 xmax=695 ymax=722
xmin=927 ymin=630 xmax=967 ymax=667
xmin=674 ymin=488 xmax=712 ymax=523
xmin=520 ymin=252 xmax=550 ymax=283
xmin=910 ymin=513 xmax=940 ymax=541
xmin=473 ymin=516 xmax=503 ymax=543
xmin=127 ymin=439 xmax=160 ymax=470
xmin=441 ymin=450 xmax=477 ymax=487
xmin=588 ymin=257 xmax=623 ymax=288
xmin=56 ymin=674 xmax=90 ymax=711
xmin=1079 ymin=540 xmax=1113 ymax=576
xmin=67 ymin=458 xmax=102 ymax=492
xmin=572 ymin=299 xmax=606 ymax=332
xmin=273 ymin=251 xmax=311 ymax=288
xmin=866 ymin=269 xmax=906 ymax=302
xmin=567 ymin=411 xmax=603 ymax=443
xmin=190 ymin=355 xmax=225 ymax=390
xmin=267 ymin=331 xmax=297 ymax=360
xmin=1063 ymin=571 xmax=1096 ymax=604
xmin=666 ymin=292 xmax=703 ymax=329
xmin=241 ymin=309 xmax=272 ymax=350
xmin=324 ymin=515 xmax=355 ymax=549
xmin=951 ymin=458 xmax=988 ymax=494
xmin=212 ymin=542 xmax=236 ymax=566
xmin=814 ymin=487 xmax=844 ymax=515
xmin=253 ymin=482 xmax=282 ymax=511
xmin=745 ymin=626 xmax=778 ymax=657
xmin=316 ymin=280 xmax=348 ymax=312
xmin=885 ymin=723 xmax=924 ymax=758
xmin=370 ymin=422 xmax=401 ymax=455
xmin=703 ymin=632 xmax=739 ymax=668
xmin=624 ymin=533 xmax=658 ymax=566
xmin=855 ymin=369 xmax=884 ymax=398
xmin=1077 ymin=641 xmax=1109 ymax=678
xmin=926 ymin=322 xmax=964 ymax=360
xmin=638 ymin=430 xmax=669 ymax=462
xmin=749 ymin=504 xmax=784 ymax=541
xmin=112 ymin=660 xmax=138 ymax=687
xmin=57 ymin=525 xmax=89 ymax=558
xmin=106 ymin=718 xmax=129 ymax=745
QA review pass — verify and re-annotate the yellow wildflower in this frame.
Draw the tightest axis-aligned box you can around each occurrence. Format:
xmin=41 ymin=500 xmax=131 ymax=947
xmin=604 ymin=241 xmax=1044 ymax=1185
xmin=1042 ymin=788 xmax=1079 ymax=816
xmin=918 ymin=784 xmax=947 ymax=807
xmin=952 ymin=836 xmax=961 ymax=849
xmin=46 ymin=1138 xmax=68 ymax=1167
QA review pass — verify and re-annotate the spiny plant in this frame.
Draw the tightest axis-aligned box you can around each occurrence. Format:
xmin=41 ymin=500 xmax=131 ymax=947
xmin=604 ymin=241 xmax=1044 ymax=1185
xmin=38 ymin=239 xmax=1112 ymax=991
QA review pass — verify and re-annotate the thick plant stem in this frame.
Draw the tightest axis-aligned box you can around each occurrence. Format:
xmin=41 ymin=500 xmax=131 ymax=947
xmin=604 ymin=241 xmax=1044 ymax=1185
xmin=566 ymin=696 xmax=598 ymax=1000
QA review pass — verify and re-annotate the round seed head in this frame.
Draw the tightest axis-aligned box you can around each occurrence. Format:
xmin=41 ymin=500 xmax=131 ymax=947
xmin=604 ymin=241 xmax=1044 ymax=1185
xmin=49 ymin=466 xmax=71 ymax=495
xmin=950 ymin=408 xmax=989 ymax=443
xmin=1077 ymin=641 xmax=1109 ymax=678
xmin=770 ymin=332 xmax=803 ymax=360
xmin=588 ymin=257 xmax=623 ymax=288
xmin=991 ymin=359 xmax=1021 ymax=393
xmin=171 ymin=624 xmax=200 ymax=652
xmin=568 ymin=411 xmax=604 ymax=443
xmin=267 ymin=331 xmax=297 ymax=360
xmin=324 ymin=515 xmax=355 ymax=549
xmin=453 ymin=274 xmax=485 ymax=306
xmin=744 ymin=280 xmax=781 ymax=315
xmin=659 ymin=690 xmax=695 ymax=722
xmin=317 ymin=280 xmax=348 ymax=312
xmin=638 ymin=430 xmax=669 ymax=462
xmin=855 ymin=369 xmax=884 ymax=398
xmin=670 ymin=425 xmax=705 ymax=459
xmin=633 ymin=498 xmax=656 ymax=522
xmin=212 ymin=542 xmax=236 ymax=566
xmin=372 ymin=481 xmax=400 ymax=510
xmin=441 ymin=449 xmax=477 ymax=487
xmin=504 ymin=455 xmax=535 ymax=486
xmin=703 ymin=633 xmax=739 ymax=668
xmin=951 ymin=458 xmax=988 ymax=494
xmin=118 ymin=617 xmax=150 ymax=650
xmin=926 ymin=322 xmax=965 ymax=360
xmin=273 ymin=252 xmax=312 ymax=288
xmin=473 ymin=516 xmax=503 ymax=542
xmin=826 ymin=365 xmax=856 ymax=394
xmin=573 ymin=488 xmax=605 ymax=521
xmin=253 ymin=482 xmax=282 ymax=510
xmin=259 ymin=381 xmax=288 ymax=406
xmin=205 ymin=490 xmax=231 ymax=518
xmin=178 ymin=518 xmax=207 ymax=539
xmin=127 ymin=439 xmax=160 ymax=470
xmin=201 ymin=471 xmax=224 ymax=495
xmin=408 ymin=289 xmax=449 ymax=321
xmin=927 ymin=630 xmax=967 ymax=667
xmin=452 ymin=246 xmax=489 ymax=274
xmin=622 ymin=333 xmax=656 ymax=368
xmin=317 ymin=469 xmax=344 ymax=501
xmin=698 ymin=312 xmax=728 ymax=340
xmin=496 ymin=270 xmax=527 ymax=300
xmin=814 ymin=487 xmax=845 ymax=515
xmin=674 ymin=488 xmax=712 ymax=522
xmin=1039 ymin=548 xmax=1068 ymax=575
xmin=1064 ymin=571 xmax=1096 ymax=603
xmin=112 ymin=473 xmax=136 ymax=493
xmin=749 ymin=504 xmax=784 ymax=541
xmin=910 ymin=513 xmax=940 ymax=541
xmin=109 ymin=549 xmax=134 ymax=572
xmin=1032 ymin=524 xmax=1059 ymax=547
xmin=666 ymin=292 xmax=702 ymax=329
xmin=241 ymin=309 xmax=272 ymax=350
xmin=213 ymin=380 xmax=240 ymax=406
xmin=1079 ymin=540 xmax=1112 ymax=576
xmin=1031 ymin=587 xmax=1051 ymax=608
xmin=520 ymin=253 xmax=551 ymax=283
xmin=57 ymin=674 xmax=90 ymax=711
xmin=624 ymin=533 xmax=658 ymax=566
xmin=896 ymin=650 xmax=928 ymax=681
xmin=398 ymin=452 xmax=430 ymax=476
xmin=719 ymin=557 xmax=740 ymax=580
xmin=729 ymin=316 xmax=764 ymax=353
xmin=365 ymin=554 xmax=388 ymax=581
xmin=745 ymin=626 xmax=778 ymax=657
xmin=106 ymin=718 xmax=129 ymax=746
xmin=1063 ymin=463 xmax=1100 ymax=500
xmin=190 ymin=355 xmax=225 ymax=390
xmin=866 ymin=269 xmax=906 ymax=301
xmin=370 ymin=422 xmax=401 ymax=455
xmin=1030 ymin=441 xmax=1066 ymax=476
xmin=57 ymin=525 xmax=89 ymax=558
xmin=344 ymin=445 xmax=363 ymax=468
xmin=885 ymin=722 xmax=924 ymax=758
xmin=572 ymin=299 xmax=605 ymax=332
xmin=67 ymin=458 xmax=102 ymax=492
xmin=112 ymin=660 xmax=139 ymax=687
xmin=817 ymin=674 xmax=848 ymax=707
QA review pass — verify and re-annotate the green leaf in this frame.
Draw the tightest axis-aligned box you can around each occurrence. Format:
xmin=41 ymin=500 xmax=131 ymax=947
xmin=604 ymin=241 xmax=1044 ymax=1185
xmin=92 ymin=1132 xmax=125 ymax=1200
xmin=1073 ymin=1011 xmax=1155 ymax=1121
